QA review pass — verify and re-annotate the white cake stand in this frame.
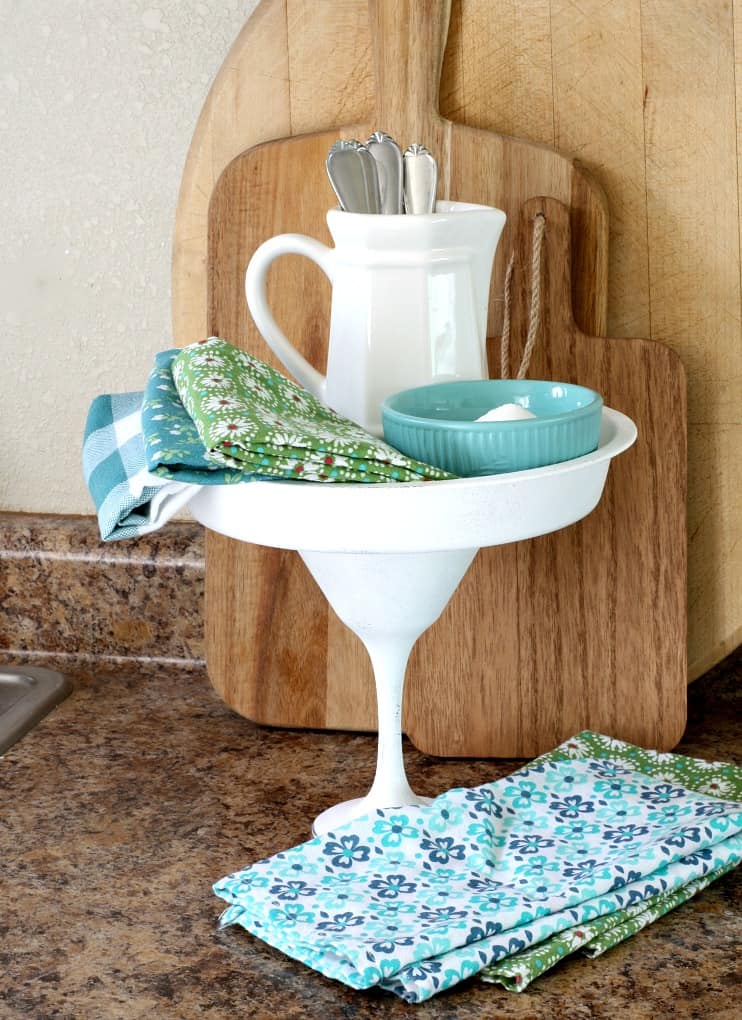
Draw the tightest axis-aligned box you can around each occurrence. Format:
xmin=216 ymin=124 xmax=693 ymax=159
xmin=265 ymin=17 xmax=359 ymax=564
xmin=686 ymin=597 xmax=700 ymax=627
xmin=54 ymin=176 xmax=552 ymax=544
xmin=190 ymin=408 xmax=636 ymax=835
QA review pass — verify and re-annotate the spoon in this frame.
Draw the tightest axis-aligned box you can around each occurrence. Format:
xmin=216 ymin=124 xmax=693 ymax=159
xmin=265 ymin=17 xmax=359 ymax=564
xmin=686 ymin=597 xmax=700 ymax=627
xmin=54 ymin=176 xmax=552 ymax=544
xmin=366 ymin=131 xmax=404 ymax=214
xmin=325 ymin=140 xmax=382 ymax=214
xmin=403 ymin=144 xmax=438 ymax=214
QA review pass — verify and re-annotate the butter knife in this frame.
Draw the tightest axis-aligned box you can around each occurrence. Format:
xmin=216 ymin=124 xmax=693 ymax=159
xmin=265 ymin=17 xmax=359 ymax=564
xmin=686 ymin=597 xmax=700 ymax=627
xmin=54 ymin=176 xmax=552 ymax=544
xmin=326 ymin=139 xmax=382 ymax=214
xmin=403 ymin=144 xmax=438 ymax=215
xmin=366 ymin=131 xmax=404 ymax=214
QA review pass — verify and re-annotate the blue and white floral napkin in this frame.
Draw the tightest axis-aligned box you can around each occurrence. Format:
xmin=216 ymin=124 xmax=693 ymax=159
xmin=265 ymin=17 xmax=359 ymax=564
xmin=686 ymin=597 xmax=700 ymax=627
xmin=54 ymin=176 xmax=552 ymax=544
xmin=213 ymin=732 xmax=742 ymax=1003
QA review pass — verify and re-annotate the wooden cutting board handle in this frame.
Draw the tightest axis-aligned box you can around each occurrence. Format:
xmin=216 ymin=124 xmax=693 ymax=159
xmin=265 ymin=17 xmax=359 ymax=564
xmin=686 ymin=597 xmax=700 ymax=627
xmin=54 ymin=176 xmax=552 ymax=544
xmin=370 ymin=0 xmax=450 ymax=159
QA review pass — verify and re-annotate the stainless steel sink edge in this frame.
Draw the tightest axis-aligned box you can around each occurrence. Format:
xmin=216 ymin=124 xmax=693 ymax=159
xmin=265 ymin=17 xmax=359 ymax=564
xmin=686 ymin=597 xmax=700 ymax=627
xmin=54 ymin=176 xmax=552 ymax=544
xmin=0 ymin=667 xmax=72 ymax=755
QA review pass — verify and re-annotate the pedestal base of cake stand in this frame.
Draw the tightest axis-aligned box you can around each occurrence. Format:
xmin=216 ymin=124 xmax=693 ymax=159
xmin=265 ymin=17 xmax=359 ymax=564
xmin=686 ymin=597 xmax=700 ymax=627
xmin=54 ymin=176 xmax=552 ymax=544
xmin=300 ymin=547 xmax=477 ymax=836
xmin=189 ymin=409 xmax=638 ymax=838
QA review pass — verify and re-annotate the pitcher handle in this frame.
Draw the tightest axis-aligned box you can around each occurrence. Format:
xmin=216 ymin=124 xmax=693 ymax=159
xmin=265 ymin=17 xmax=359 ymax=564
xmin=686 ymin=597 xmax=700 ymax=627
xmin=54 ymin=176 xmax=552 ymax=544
xmin=245 ymin=234 xmax=334 ymax=401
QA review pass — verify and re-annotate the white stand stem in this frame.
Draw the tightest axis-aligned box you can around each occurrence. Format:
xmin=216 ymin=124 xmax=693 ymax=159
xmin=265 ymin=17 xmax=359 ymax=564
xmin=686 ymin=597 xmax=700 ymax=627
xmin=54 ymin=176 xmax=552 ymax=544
xmin=301 ymin=547 xmax=477 ymax=836
xmin=365 ymin=636 xmax=417 ymax=807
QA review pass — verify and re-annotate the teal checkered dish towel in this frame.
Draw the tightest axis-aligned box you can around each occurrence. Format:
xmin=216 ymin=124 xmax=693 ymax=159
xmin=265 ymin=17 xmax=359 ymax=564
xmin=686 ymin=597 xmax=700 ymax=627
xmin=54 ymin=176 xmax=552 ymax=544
xmin=82 ymin=392 xmax=199 ymax=541
xmin=213 ymin=732 xmax=742 ymax=1003
xmin=171 ymin=337 xmax=454 ymax=483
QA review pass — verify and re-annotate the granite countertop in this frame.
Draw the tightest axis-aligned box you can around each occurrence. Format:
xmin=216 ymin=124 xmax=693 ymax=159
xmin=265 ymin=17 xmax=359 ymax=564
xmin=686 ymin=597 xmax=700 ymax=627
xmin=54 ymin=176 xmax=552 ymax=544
xmin=1 ymin=651 xmax=740 ymax=1019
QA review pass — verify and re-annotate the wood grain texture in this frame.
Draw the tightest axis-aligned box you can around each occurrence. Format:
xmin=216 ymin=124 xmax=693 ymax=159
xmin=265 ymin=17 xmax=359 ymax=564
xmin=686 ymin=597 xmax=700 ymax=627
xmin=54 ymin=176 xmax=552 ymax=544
xmin=458 ymin=0 xmax=555 ymax=144
xmin=174 ymin=0 xmax=739 ymax=677
xmin=176 ymin=0 xmax=741 ymax=738
xmin=640 ymin=0 xmax=742 ymax=679
xmin=172 ymin=0 xmax=290 ymax=348
xmin=202 ymin=0 xmax=686 ymax=756
xmin=286 ymin=0 xmax=373 ymax=135
xmin=550 ymin=0 xmax=651 ymax=340
xmin=413 ymin=196 xmax=685 ymax=756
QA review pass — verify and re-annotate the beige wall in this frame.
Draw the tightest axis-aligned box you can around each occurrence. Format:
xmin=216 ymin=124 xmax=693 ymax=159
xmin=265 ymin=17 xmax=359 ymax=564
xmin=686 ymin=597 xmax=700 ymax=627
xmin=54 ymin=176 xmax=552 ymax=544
xmin=0 ymin=0 xmax=257 ymax=514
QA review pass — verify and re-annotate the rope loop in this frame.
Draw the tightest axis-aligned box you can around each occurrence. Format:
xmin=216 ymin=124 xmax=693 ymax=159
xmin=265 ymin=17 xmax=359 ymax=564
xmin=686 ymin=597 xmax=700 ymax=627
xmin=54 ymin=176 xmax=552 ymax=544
xmin=499 ymin=212 xmax=546 ymax=380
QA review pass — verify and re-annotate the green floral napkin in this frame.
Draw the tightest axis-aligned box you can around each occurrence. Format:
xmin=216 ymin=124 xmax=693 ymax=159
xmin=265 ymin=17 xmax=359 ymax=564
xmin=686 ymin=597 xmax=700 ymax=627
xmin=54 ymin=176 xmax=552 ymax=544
xmin=171 ymin=337 xmax=454 ymax=484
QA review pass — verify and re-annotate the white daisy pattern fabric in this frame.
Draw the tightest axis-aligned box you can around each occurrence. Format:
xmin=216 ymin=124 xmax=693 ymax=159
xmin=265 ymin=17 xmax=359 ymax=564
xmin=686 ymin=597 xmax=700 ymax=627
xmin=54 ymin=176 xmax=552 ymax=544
xmin=171 ymin=337 xmax=454 ymax=484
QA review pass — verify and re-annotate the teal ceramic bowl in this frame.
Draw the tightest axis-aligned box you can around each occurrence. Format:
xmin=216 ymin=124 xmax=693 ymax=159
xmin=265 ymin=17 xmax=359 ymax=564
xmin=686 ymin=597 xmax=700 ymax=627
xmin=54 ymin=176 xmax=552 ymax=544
xmin=381 ymin=379 xmax=603 ymax=477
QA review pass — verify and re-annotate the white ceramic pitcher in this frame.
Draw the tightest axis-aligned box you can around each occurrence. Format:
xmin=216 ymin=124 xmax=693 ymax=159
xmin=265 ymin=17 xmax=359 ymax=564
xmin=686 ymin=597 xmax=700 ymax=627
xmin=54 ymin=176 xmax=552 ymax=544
xmin=245 ymin=200 xmax=506 ymax=437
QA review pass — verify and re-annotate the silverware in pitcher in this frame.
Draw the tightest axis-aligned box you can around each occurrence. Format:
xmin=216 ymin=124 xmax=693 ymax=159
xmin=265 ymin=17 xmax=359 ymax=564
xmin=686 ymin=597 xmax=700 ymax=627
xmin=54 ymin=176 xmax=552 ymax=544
xmin=403 ymin=144 xmax=438 ymax=214
xmin=325 ymin=140 xmax=382 ymax=214
xmin=326 ymin=136 xmax=438 ymax=215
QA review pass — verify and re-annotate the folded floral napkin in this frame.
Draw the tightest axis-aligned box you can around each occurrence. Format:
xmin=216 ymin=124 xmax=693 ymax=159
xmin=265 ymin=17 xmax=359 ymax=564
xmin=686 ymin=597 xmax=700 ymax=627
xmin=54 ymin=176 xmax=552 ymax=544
xmin=481 ymin=858 xmax=737 ymax=991
xmin=172 ymin=337 xmax=454 ymax=483
xmin=480 ymin=732 xmax=742 ymax=990
xmin=213 ymin=732 xmax=742 ymax=1003
xmin=82 ymin=391 xmax=199 ymax=541
xmin=141 ymin=349 xmax=244 ymax=485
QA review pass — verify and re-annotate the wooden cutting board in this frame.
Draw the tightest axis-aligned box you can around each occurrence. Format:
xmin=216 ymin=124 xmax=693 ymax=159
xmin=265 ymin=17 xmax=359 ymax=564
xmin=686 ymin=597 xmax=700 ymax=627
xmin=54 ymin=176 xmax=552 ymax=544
xmin=203 ymin=0 xmax=687 ymax=755
xmin=406 ymin=196 xmax=686 ymax=756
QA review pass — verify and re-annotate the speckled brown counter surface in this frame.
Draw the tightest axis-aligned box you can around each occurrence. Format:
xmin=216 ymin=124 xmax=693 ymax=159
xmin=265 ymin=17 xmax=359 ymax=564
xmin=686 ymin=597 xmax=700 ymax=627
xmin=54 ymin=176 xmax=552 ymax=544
xmin=1 ymin=650 xmax=740 ymax=1020
xmin=0 ymin=513 xmax=204 ymax=672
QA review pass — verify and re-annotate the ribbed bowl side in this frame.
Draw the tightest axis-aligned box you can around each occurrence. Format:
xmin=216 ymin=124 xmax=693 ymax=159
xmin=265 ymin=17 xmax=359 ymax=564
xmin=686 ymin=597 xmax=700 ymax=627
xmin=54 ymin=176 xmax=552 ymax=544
xmin=385 ymin=408 xmax=602 ymax=477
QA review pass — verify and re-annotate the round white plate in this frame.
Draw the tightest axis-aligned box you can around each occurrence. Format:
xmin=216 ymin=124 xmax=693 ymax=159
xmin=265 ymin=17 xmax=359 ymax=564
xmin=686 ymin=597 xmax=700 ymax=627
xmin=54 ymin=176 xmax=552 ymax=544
xmin=189 ymin=407 xmax=636 ymax=553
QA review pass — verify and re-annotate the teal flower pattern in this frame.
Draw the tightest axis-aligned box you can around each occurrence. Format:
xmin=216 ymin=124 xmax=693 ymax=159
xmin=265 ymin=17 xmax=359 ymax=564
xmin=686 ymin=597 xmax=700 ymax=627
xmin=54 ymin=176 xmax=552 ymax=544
xmin=503 ymin=779 xmax=548 ymax=809
xmin=322 ymin=834 xmax=371 ymax=869
xmin=372 ymin=814 xmax=419 ymax=847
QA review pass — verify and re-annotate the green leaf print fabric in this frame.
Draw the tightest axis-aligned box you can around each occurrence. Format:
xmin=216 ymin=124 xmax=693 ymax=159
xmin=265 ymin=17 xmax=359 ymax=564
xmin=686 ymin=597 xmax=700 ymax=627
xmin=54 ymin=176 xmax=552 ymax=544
xmin=213 ymin=732 xmax=742 ymax=1003
xmin=171 ymin=337 xmax=454 ymax=484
